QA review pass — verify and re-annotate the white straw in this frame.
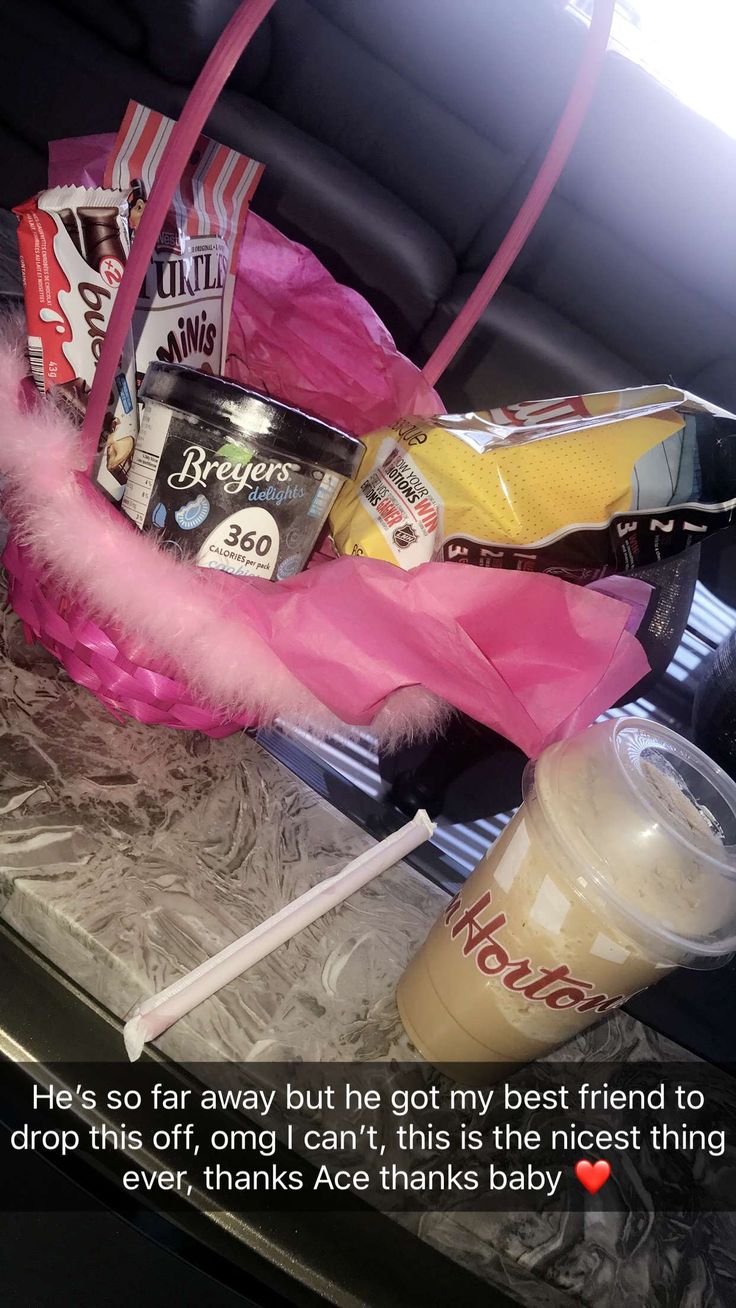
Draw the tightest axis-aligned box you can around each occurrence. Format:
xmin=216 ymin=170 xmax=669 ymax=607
xmin=123 ymin=810 xmax=435 ymax=1060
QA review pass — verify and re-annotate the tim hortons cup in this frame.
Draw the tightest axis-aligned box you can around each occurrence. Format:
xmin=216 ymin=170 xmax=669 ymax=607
xmin=397 ymin=718 xmax=736 ymax=1082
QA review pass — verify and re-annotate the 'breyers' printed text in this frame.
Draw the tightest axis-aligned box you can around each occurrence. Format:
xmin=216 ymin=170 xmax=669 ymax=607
xmin=168 ymin=444 xmax=299 ymax=496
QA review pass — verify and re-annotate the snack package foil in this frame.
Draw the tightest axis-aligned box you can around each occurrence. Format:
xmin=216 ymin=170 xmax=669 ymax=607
xmin=14 ymin=186 xmax=138 ymax=502
xmin=104 ymin=101 xmax=263 ymax=385
xmin=329 ymin=386 xmax=736 ymax=581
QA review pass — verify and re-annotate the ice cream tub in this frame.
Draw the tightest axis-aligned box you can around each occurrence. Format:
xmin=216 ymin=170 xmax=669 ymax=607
xmin=122 ymin=363 xmax=364 ymax=580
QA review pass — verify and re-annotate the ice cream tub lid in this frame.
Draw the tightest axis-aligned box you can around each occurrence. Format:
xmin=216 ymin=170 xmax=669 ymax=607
xmin=140 ymin=362 xmax=365 ymax=481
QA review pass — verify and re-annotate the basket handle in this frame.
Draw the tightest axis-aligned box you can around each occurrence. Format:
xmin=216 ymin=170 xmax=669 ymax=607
xmin=84 ymin=0 xmax=613 ymax=466
xmin=420 ymin=0 xmax=615 ymax=387
xmin=81 ymin=0 xmax=278 ymax=473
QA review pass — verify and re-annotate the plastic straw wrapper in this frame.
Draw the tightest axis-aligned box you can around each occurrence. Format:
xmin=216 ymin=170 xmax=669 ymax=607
xmin=123 ymin=810 xmax=435 ymax=1060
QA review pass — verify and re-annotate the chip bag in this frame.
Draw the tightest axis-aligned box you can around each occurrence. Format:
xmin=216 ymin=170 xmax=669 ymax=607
xmin=330 ymin=386 xmax=736 ymax=582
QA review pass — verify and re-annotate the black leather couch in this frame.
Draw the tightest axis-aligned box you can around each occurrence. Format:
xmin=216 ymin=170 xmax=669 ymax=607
xmin=3 ymin=0 xmax=736 ymax=413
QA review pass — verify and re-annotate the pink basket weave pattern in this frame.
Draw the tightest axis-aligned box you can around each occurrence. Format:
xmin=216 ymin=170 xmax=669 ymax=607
xmin=3 ymin=537 xmax=249 ymax=736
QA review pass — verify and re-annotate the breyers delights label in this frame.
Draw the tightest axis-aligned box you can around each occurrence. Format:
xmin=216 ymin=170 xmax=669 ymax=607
xmin=123 ymin=400 xmax=341 ymax=581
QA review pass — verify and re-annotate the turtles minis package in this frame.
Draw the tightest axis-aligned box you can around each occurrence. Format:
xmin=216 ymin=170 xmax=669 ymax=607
xmin=104 ymin=100 xmax=263 ymax=387
xmin=329 ymin=386 xmax=736 ymax=581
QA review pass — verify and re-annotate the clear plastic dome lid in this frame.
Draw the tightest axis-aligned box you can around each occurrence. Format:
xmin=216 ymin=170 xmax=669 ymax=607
xmin=530 ymin=718 xmax=736 ymax=966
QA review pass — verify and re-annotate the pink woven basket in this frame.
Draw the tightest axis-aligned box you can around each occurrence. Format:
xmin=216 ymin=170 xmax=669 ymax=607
xmin=1 ymin=0 xmax=615 ymax=737
xmin=3 ymin=536 xmax=251 ymax=735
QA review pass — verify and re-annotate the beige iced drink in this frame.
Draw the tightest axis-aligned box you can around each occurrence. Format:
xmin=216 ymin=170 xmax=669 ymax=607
xmin=397 ymin=719 xmax=736 ymax=1080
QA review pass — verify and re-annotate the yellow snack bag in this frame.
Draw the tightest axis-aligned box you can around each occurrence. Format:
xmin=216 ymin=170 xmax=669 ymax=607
xmin=330 ymin=386 xmax=736 ymax=582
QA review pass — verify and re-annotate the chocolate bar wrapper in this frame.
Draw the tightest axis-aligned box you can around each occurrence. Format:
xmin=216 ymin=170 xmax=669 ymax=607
xmin=14 ymin=186 xmax=138 ymax=503
xmin=104 ymin=101 xmax=263 ymax=385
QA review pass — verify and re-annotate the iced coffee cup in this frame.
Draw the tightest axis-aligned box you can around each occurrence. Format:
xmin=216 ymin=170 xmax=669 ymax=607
xmin=397 ymin=718 xmax=736 ymax=1081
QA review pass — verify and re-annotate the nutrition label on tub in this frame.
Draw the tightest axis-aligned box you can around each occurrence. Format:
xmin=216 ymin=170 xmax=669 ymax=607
xmin=121 ymin=404 xmax=169 ymax=528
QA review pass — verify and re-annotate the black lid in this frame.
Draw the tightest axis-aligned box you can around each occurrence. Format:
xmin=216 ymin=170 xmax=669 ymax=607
xmin=140 ymin=362 xmax=365 ymax=480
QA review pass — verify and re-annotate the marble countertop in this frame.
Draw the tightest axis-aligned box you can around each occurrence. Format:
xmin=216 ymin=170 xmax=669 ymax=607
xmin=0 ymin=598 xmax=732 ymax=1308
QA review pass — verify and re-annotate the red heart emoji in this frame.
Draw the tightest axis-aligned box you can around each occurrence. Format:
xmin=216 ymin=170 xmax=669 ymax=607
xmin=574 ymin=1159 xmax=611 ymax=1195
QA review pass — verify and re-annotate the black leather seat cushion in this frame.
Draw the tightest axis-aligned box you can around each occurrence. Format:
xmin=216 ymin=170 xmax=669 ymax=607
xmin=0 ymin=128 xmax=47 ymax=224
xmin=487 ymin=192 xmax=736 ymax=404
xmin=215 ymin=94 xmax=456 ymax=350
xmin=256 ymin=0 xmax=579 ymax=259
xmin=2 ymin=0 xmax=454 ymax=351
xmin=419 ymin=274 xmax=643 ymax=412
xmin=462 ymin=49 xmax=736 ymax=410
xmin=0 ymin=208 xmax=24 ymax=306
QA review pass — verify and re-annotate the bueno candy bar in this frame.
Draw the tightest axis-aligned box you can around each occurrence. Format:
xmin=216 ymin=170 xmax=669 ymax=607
xmin=58 ymin=207 xmax=82 ymax=254
xmin=14 ymin=186 xmax=138 ymax=504
xmin=77 ymin=207 xmax=127 ymax=283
